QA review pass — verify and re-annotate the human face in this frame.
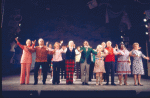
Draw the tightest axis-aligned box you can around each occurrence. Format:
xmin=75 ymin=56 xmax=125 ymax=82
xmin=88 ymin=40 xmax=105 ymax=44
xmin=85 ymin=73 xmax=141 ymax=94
xmin=55 ymin=43 xmax=60 ymax=49
xmin=101 ymin=42 xmax=106 ymax=48
xmin=98 ymin=46 xmax=102 ymax=51
xmin=84 ymin=41 xmax=89 ymax=47
xmin=107 ymin=42 xmax=111 ymax=47
xmin=134 ymin=44 xmax=139 ymax=50
xmin=38 ymin=39 xmax=44 ymax=46
xmin=26 ymin=40 xmax=31 ymax=46
xmin=120 ymin=45 xmax=124 ymax=50
xmin=49 ymin=44 xmax=52 ymax=48
xmin=77 ymin=47 xmax=80 ymax=50
xmin=69 ymin=42 xmax=74 ymax=47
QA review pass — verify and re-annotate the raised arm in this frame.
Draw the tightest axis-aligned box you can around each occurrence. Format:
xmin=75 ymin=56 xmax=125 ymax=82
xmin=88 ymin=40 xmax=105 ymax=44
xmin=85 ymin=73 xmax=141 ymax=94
xmin=91 ymin=48 xmax=97 ymax=55
xmin=15 ymin=37 xmax=24 ymax=49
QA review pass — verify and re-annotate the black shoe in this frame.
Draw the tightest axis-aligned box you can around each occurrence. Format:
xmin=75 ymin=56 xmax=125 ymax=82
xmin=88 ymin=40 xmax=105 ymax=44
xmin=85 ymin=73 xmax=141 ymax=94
xmin=82 ymin=82 xmax=85 ymax=85
xmin=105 ymin=83 xmax=109 ymax=85
xmin=34 ymin=82 xmax=37 ymax=85
xmin=43 ymin=82 xmax=46 ymax=85
xmin=138 ymin=83 xmax=143 ymax=86
xmin=111 ymin=83 xmax=116 ymax=86
xmin=85 ymin=83 xmax=89 ymax=85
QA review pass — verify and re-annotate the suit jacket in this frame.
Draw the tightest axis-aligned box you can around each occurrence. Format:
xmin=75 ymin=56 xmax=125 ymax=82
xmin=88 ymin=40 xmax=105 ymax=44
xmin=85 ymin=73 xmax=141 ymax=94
xmin=80 ymin=47 xmax=97 ymax=64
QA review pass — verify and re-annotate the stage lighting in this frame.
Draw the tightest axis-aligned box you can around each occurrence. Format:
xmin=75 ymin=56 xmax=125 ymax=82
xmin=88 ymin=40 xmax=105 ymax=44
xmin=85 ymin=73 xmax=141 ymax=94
xmin=121 ymin=36 xmax=123 ymax=38
xmin=19 ymin=23 xmax=21 ymax=26
xmin=143 ymin=18 xmax=147 ymax=22
xmin=145 ymin=32 xmax=148 ymax=35
xmin=145 ymin=24 xmax=148 ymax=28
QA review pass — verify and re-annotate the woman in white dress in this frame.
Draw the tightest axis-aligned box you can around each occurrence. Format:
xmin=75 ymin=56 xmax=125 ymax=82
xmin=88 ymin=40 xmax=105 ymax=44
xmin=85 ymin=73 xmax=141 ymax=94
xmin=130 ymin=43 xmax=149 ymax=86
xmin=117 ymin=42 xmax=131 ymax=86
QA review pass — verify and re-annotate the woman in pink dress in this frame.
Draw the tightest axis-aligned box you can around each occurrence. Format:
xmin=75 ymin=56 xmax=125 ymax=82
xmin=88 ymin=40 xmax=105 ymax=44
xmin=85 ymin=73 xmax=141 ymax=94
xmin=93 ymin=45 xmax=106 ymax=85
xmin=15 ymin=37 xmax=35 ymax=85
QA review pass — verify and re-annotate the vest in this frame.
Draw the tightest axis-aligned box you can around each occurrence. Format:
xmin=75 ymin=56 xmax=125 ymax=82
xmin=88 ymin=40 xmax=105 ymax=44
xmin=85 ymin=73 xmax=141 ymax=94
xmin=66 ymin=48 xmax=75 ymax=60
xmin=105 ymin=47 xmax=115 ymax=62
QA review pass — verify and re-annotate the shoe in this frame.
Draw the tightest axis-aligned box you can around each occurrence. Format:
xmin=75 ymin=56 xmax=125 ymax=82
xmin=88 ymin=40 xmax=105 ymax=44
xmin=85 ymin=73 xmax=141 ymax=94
xmin=82 ymin=82 xmax=85 ymax=85
xmin=138 ymin=83 xmax=143 ymax=86
xmin=20 ymin=83 xmax=25 ymax=85
xmin=34 ymin=82 xmax=37 ymax=85
xmin=111 ymin=83 xmax=116 ymax=86
xmin=43 ymin=82 xmax=46 ymax=85
xmin=85 ymin=83 xmax=89 ymax=85
xmin=134 ymin=83 xmax=138 ymax=86
xmin=105 ymin=83 xmax=109 ymax=85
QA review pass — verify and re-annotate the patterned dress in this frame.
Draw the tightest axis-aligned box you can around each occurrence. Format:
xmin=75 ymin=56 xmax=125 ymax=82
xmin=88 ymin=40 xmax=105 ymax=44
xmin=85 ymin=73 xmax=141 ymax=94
xmin=132 ymin=50 xmax=146 ymax=75
xmin=116 ymin=49 xmax=131 ymax=74
xmin=93 ymin=52 xmax=106 ymax=73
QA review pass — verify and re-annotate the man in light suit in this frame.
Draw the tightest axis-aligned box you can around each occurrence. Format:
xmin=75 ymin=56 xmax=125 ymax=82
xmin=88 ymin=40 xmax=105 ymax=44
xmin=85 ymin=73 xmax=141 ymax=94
xmin=80 ymin=41 xmax=97 ymax=85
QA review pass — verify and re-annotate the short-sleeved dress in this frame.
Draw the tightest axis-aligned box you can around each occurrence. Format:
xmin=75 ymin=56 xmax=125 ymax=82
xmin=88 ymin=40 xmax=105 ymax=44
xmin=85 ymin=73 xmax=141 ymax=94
xmin=132 ymin=50 xmax=146 ymax=75
xmin=93 ymin=52 xmax=106 ymax=73
xmin=116 ymin=49 xmax=131 ymax=74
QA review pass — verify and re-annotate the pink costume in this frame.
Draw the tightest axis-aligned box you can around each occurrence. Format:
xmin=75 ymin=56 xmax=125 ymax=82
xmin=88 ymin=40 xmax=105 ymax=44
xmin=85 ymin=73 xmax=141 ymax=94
xmin=17 ymin=42 xmax=34 ymax=84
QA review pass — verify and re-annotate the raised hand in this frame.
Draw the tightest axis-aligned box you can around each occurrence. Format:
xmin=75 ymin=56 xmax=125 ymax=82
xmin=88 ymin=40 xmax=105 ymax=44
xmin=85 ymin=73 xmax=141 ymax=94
xmin=32 ymin=40 xmax=36 ymax=44
xmin=46 ymin=42 xmax=48 ymax=46
xmin=60 ymin=40 xmax=63 ymax=44
xmin=15 ymin=37 xmax=18 ymax=42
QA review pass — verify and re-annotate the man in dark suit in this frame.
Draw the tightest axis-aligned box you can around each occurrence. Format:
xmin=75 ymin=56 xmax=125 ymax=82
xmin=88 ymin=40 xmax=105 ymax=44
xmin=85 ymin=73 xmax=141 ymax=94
xmin=80 ymin=41 xmax=97 ymax=85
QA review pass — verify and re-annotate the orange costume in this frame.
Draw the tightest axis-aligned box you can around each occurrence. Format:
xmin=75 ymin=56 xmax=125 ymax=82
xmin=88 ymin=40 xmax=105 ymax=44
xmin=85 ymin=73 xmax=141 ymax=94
xmin=17 ymin=42 xmax=34 ymax=84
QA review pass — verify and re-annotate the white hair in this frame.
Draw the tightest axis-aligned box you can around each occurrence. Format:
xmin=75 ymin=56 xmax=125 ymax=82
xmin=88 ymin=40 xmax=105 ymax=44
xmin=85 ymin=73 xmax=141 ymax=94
xmin=26 ymin=39 xmax=31 ymax=44
xmin=68 ymin=40 xmax=74 ymax=47
xmin=38 ymin=38 xmax=44 ymax=43
xmin=106 ymin=41 xmax=112 ymax=45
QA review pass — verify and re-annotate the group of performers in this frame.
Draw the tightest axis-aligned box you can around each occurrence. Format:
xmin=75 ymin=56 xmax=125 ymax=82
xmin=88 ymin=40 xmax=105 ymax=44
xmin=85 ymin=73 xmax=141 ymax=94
xmin=15 ymin=37 xmax=149 ymax=86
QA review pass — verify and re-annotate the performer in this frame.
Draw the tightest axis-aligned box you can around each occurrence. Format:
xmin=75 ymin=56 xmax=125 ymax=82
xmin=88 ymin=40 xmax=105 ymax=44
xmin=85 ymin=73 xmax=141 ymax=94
xmin=80 ymin=41 xmax=97 ymax=85
xmin=60 ymin=45 xmax=66 ymax=79
xmin=116 ymin=42 xmax=131 ymax=86
xmin=15 ymin=37 xmax=35 ymax=85
xmin=104 ymin=41 xmax=120 ymax=86
xmin=93 ymin=45 xmax=106 ymax=85
xmin=101 ymin=42 xmax=107 ymax=82
xmin=32 ymin=38 xmax=54 ymax=85
xmin=63 ymin=41 xmax=76 ymax=84
xmin=52 ymin=42 xmax=64 ymax=84
xmin=89 ymin=50 xmax=96 ymax=81
xmin=75 ymin=46 xmax=81 ymax=79
xmin=130 ymin=43 xmax=149 ymax=86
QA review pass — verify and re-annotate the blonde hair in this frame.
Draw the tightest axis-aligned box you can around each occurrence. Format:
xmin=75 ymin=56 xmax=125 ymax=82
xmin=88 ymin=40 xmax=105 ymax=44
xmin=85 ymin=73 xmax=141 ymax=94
xmin=96 ymin=44 xmax=102 ymax=50
xmin=54 ymin=42 xmax=60 ymax=48
xmin=68 ymin=40 xmax=74 ymax=47
xmin=133 ymin=42 xmax=139 ymax=48
xmin=38 ymin=38 xmax=44 ymax=43
xmin=101 ymin=42 xmax=106 ymax=45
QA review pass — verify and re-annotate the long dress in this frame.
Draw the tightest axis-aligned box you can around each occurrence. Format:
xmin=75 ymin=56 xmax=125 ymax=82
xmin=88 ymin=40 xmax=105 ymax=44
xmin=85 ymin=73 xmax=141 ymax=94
xmin=132 ymin=50 xmax=146 ymax=75
xmin=93 ymin=52 xmax=106 ymax=73
xmin=116 ymin=49 xmax=131 ymax=75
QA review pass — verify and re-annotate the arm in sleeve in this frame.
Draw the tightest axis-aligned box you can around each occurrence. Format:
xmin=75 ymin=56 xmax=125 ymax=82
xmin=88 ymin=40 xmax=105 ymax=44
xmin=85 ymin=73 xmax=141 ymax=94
xmin=141 ymin=52 xmax=146 ymax=58
xmin=91 ymin=49 xmax=97 ymax=55
xmin=17 ymin=42 xmax=24 ymax=50
xmin=113 ymin=48 xmax=119 ymax=55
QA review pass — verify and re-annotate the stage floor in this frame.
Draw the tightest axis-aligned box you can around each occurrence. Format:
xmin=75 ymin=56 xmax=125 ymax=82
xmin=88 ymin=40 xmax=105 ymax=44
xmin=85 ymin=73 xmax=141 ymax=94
xmin=2 ymin=73 xmax=150 ymax=97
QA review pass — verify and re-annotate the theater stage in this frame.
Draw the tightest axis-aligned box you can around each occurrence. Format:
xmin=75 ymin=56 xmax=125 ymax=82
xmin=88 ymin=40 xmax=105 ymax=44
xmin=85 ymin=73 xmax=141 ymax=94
xmin=2 ymin=73 xmax=150 ymax=97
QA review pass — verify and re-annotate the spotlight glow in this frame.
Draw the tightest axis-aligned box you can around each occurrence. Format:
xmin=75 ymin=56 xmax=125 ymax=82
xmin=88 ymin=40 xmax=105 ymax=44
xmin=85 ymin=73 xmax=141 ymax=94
xmin=145 ymin=32 xmax=148 ymax=35
xmin=143 ymin=18 xmax=147 ymax=22
xmin=145 ymin=25 xmax=148 ymax=28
